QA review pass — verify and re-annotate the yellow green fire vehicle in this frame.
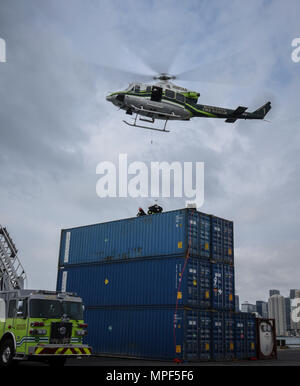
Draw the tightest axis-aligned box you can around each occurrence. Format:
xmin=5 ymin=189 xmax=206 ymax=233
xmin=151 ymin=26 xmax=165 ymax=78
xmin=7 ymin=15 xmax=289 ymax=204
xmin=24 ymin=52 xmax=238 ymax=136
xmin=0 ymin=289 xmax=91 ymax=366
xmin=0 ymin=225 xmax=91 ymax=367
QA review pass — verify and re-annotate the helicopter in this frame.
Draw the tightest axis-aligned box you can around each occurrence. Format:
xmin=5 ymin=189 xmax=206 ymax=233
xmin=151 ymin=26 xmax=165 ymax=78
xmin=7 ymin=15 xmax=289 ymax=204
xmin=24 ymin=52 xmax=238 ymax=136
xmin=106 ymin=72 xmax=271 ymax=132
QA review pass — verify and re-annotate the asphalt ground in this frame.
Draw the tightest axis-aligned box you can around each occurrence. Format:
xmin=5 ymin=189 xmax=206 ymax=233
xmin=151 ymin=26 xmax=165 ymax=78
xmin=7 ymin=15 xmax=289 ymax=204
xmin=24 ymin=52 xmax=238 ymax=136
xmin=67 ymin=348 xmax=300 ymax=366
xmin=16 ymin=347 xmax=300 ymax=366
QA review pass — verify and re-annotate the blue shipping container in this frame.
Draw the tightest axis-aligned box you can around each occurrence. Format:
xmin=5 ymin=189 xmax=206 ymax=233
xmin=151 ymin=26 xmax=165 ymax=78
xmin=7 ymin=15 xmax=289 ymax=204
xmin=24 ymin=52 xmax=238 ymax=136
xmin=246 ymin=316 xmax=257 ymax=358
xmin=224 ymin=312 xmax=235 ymax=360
xmin=210 ymin=312 xmax=254 ymax=361
xmin=211 ymin=216 xmax=234 ymax=264
xmin=56 ymin=256 xmax=212 ymax=308
xmin=58 ymin=209 xmax=233 ymax=266
xmin=211 ymin=263 xmax=235 ymax=311
xmin=83 ymin=308 xmax=253 ymax=361
xmin=211 ymin=311 xmax=225 ymax=360
xmin=83 ymin=307 xmax=213 ymax=361
xmin=234 ymin=313 xmax=257 ymax=359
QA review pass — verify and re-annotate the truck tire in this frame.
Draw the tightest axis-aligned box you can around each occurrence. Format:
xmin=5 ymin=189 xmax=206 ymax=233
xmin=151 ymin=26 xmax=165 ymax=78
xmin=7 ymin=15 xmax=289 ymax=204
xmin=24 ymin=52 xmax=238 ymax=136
xmin=0 ymin=338 xmax=15 ymax=367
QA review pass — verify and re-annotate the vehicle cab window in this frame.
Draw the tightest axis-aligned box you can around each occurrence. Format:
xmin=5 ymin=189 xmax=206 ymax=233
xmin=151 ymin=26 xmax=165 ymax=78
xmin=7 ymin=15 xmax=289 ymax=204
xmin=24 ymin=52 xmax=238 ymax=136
xmin=0 ymin=298 xmax=5 ymax=321
xmin=134 ymin=85 xmax=140 ymax=92
xmin=8 ymin=300 xmax=16 ymax=318
xmin=16 ymin=299 xmax=27 ymax=318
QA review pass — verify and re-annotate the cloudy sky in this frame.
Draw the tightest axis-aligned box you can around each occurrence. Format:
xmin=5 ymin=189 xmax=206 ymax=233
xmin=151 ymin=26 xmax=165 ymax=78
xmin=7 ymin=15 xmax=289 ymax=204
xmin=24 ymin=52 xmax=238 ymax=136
xmin=0 ymin=0 xmax=299 ymax=305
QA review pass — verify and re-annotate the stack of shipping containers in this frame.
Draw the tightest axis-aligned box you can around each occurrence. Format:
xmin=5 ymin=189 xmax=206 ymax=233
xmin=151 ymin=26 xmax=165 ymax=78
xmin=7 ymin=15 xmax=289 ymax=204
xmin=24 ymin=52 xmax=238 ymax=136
xmin=56 ymin=209 xmax=257 ymax=361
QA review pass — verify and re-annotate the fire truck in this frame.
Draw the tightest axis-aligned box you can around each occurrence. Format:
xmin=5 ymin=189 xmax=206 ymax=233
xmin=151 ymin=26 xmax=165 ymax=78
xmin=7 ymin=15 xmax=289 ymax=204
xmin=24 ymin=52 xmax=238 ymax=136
xmin=0 ymin=225 xmax=92 ymax=366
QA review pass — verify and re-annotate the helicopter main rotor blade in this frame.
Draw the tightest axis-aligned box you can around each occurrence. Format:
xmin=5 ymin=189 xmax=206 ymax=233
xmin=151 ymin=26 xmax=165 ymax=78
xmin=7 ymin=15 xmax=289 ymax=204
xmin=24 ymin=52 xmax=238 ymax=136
xmin=86 ymin=62 xmax=156 ymax=84
xmin=173 ymin=52 xmax=256 ymax=86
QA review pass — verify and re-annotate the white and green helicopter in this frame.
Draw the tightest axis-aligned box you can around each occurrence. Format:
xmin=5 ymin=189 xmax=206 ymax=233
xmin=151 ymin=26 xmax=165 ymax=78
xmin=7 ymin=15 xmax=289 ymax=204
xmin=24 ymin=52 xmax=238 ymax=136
xmin=106 ymin=73 xmax=271 ymax=132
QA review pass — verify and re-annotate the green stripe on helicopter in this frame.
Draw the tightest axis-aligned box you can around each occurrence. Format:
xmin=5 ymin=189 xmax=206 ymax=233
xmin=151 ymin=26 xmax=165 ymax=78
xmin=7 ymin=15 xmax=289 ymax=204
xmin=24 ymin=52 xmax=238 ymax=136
xmin=185 ymin=103 xmax=217 ymax=117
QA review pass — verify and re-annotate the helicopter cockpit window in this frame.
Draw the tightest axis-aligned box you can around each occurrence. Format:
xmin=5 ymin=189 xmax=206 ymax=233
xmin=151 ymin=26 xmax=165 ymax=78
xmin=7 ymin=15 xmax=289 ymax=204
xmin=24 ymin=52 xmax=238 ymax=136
xmin=165 ymin=89 xmax=175 ymax=99
xmin=124 ymin=84 xmax=134 ymax=92
xmin=176 ymin=93 xmax=185 ymax=103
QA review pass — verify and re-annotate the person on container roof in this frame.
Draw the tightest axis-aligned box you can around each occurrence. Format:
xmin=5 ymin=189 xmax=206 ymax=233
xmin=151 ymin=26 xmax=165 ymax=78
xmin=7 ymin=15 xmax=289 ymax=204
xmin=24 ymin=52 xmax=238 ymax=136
xmin=137 ymin=207 xmax=146 ymax=217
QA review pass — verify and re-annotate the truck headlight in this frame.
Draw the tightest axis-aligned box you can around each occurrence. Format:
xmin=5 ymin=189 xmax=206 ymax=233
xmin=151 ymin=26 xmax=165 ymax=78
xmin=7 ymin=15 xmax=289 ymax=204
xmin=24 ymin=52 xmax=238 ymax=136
xmin=76 ymin=330 xmax=88 ymax=336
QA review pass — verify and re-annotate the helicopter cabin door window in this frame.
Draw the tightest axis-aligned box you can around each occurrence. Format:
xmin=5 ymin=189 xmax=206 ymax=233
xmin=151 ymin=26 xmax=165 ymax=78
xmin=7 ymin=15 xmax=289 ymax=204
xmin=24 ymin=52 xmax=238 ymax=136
xmin=151 ymin=86 xmax=163 ymax=102
xmin=176 ymin=93 xmax=185 ymax=103
xmin=165 ymin=89 xmax=175 ymax=99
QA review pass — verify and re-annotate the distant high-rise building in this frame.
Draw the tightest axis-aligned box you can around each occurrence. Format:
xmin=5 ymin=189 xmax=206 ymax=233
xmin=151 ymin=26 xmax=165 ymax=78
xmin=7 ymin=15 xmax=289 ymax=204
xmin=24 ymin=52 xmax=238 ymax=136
xmin=268 ymin=294 xmax=287 ymax=336
xmin=285 ymin=297 xmax=291 ymax=332
xmin=235 ymin=296 xmax=240 ymax=312
xmin=290 ymin=289 xmax=300 ymax=299
xmin=290 ymin=294 xmax=300 ymax=334
xmin=269 ymin=289 xmax=280 ymax=297
xmin=241 ymin=301 xmax=256 ymax=313
xmin=256 ymin=300 xmax=268 ymax=318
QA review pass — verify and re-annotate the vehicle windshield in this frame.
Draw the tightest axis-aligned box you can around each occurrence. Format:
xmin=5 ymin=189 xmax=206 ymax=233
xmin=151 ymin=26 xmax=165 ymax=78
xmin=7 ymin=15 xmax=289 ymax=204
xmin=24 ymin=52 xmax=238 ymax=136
xmin=30 ymin=299 xmax=83 ymax=320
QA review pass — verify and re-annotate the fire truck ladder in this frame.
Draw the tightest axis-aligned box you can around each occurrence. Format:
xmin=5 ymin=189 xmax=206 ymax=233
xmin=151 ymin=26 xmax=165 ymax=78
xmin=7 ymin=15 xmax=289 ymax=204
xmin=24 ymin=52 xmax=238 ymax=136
xmin=0 ymin=225 xmax=27 ymax=290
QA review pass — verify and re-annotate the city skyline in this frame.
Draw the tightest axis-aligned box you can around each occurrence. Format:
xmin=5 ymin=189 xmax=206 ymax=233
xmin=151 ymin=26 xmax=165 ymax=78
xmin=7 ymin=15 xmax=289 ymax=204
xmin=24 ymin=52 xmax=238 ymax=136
xmin=239 ymin=288 xmax=300 ymax=337
xmin=240 ymin=288 xmax=300 ymax=304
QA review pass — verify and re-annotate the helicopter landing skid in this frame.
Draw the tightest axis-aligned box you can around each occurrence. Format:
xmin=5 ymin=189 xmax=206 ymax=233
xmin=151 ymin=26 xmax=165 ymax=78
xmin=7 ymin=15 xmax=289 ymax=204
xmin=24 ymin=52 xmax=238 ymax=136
xmin=123 ymin=113 xmax=170 ymax=133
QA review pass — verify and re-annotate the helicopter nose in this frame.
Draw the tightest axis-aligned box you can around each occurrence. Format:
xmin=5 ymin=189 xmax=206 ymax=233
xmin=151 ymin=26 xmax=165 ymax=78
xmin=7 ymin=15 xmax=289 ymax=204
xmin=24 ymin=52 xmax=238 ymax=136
xmin=106 ymin=93 xmax=125 ymax=104
xmin=115 ymin=94 xmax=125 ymax=102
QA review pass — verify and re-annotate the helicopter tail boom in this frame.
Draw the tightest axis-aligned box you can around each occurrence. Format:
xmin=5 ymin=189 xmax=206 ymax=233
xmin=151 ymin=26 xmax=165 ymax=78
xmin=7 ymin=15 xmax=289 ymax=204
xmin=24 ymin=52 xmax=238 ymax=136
xmin=225 ymin=101 xmax=271 ymax=123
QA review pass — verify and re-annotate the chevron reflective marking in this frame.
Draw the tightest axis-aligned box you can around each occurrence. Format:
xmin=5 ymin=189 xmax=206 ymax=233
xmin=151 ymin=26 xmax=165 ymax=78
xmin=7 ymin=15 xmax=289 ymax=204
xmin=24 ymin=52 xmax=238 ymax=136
xmin=34 ymin=346 xmax=91 ymax=355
